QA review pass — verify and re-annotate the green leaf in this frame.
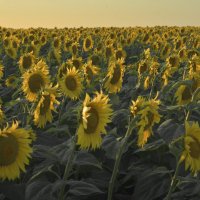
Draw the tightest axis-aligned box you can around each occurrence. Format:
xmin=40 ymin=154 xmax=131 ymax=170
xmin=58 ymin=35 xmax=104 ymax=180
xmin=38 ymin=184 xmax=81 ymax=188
xmin=132 ymin=167 xmax=171 ymax=200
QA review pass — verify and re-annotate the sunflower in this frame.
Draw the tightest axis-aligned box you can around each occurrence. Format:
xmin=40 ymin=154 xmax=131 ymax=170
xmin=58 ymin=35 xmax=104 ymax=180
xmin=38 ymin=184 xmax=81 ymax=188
xmin=144 ymin=76 xmax=150 ymax=90
xmin=5 ymin=75 xmax=18 ymax=88
xmin=160 ymin=43 xmax=171 ymax=60
xmin=70 ymin=57 xmax=83 ymax=70
xmin=137 ymin=99 xmax=161 ymax=147
xmin=89 ymin=54 xmax=101 ymax=67
xmin=22 ymin=60 xmax=50 ymax=102
xmin=52 ymin=37 xmax=61 ymax=50
xmin=83 ymin=36 xmax=94 ymax=52
xmin=0 ymin=121 xmax=33 ymax=180
xmin=26 ymin=42 xmax=40 ymax=57
xmin=181 ymin=121 xmax=200 ymax=173
xmin=138 ymin=60 xmax=148 ymax=77
xmin=63 ymin=38 xmax=72 ymax=52
xmin=166 ymin=55 xmax=180 ymax=72
xmin=77 ymin=92 xmax=113 ymax=150
xmin=104 ymin=59 xmax=125 ymax=93
xmin=34 ymin=85 xmax=60 ymax=128
xmin=0 ymin=105 xmax=5 ymax=125
xmin=84 ymin=61 xmax=100 ymax=84
xmin=60 ymin=67 xmax=83 ymax=100
xmin=178 ymin=47 xmax=187 ymax=62
xmin=105 ymin=45 xmax=114 ymax=60
xmin=175 ymin=85 xmax=192 ymax=105
xmin=3 ymin=37 xmax=10 ymax=48
xmin=0 ymin=64 xmax=4 ymax=80
xmin=189 ymin=55 xmax=200 ymax=79
xmin=130 ymin=96 xmax=145 ymax=117
xmin=5 ymin=46 xmax=17 ymax=60
xmin=115 ymin=48 xmax=126 ymax=60
xmin=18 ymin=52 xmax=35 ymax=73
xmin=70 ymin=42 xmax=79 ymax=57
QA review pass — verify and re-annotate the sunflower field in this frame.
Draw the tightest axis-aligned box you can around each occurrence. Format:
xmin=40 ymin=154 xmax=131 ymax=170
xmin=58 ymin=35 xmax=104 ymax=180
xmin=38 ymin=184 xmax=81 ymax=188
xmin=0 ymin=26 xmax=200 ymax=200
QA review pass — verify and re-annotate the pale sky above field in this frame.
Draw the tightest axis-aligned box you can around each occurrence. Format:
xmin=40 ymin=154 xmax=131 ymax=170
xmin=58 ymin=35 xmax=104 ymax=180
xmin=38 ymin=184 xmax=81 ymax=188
xmin=0 ymin=0 xmax=199 ymax=28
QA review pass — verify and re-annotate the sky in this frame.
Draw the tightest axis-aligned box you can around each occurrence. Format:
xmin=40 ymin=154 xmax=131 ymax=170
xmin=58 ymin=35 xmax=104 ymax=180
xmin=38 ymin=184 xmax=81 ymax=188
xmin=0 ymin=0 xmax=199 ymax=28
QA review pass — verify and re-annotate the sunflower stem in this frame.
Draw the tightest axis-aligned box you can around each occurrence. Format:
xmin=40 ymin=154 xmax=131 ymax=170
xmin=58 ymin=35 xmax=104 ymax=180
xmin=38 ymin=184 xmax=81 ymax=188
xmin=166 ymin=160 xmax=181 ymax=200
xmin=107 ymin=119 xmax=135 ymax=200
xmin=59 ymin=134 xmax=77 ymax=200
xmin=57 ymin=97 xmax=66 ymax=127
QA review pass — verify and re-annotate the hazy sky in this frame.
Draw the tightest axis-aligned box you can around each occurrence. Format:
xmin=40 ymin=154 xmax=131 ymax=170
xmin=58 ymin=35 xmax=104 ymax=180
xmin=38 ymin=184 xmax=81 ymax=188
xmin=0 ymin=0 xmax=199 ymax=28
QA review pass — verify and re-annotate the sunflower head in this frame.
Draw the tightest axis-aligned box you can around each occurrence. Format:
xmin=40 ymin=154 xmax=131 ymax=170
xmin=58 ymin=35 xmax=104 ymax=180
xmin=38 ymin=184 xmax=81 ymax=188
xmin=18 ymin=52 xmax=35 ymax=73
xmin=71 ymin=57 xmax=83 ymax=70
xmin=0 ymin=121 xmax=33 ymax=180
xmin=83 ymin=36 xmax=94 ymax=52
xmin=34 ymin=85 xmax=60 ymax=128
xmin=70 ymin=42 xmax=79 ymax=56
xmin=181 ymin=121 xmax=200 ymax=173
xmin=105 ymin=45 xmax=114 ymax=60
xmin=166 ymin=55 xmax=179 ymax=69
xmin=60 ymin=67 xmax=83 ymax=100
xmin=136 ymin=98 xmax=161 ymax=147
xmin=22 ymin=60 xmax=50 ymax=102
xmin=5 ymin=46 xmax=17 ymax=60
xmin=84 ymin=61 xmax=100 ymax=84
xmin=77 ymin=92 xmax=113 ymax=150
xmin=115 ymin=48 xmax=126 ymax=60
xmin=104 ymin=59 xmax=125 ymax=93
xmin=138 ymin=60 xmax=148 ymax=76
xmin=90 ymin=54 xmax=101 ymax=67
xmin=5 ymin=75 xmax=18 ymax=88
xmin=175 ymin=85 xmax=192 ymax=105
xmin=0 ymin=105 xmax=5 ymax=125
xmin=0 ymin=64 xmax=4 ymax=80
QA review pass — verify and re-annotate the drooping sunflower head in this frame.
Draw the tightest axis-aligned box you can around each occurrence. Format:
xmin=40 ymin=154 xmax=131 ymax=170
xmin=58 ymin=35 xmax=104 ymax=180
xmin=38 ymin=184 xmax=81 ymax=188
xmin=77 ymin=92 xmax=113 ymax=150
xmin=130 ymin=96 xmax=145 ymax=117
xmin=104 ymin=59 xmax=125 ymax=93
xmin=18 ymin=52 xmax=35 ymax=73
xmin=59 ymin=67 xmax=83 ymax=100
xmin=22 ymin=61 xmax=50 ymax=102
xmin=181 ymin=121 xmax=200 ymax=173
xmin=175 ymin=84 xmax=192 ymax=105
xmin=83 ymin=36 xmax=94 ymax=52
xmin=0 ymin=121 xmax=33 ymax=180
xmin=136 ymin=98 xmax=161 ymax=147
xmin=34 ymin=85 xmax=60 ymax=128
